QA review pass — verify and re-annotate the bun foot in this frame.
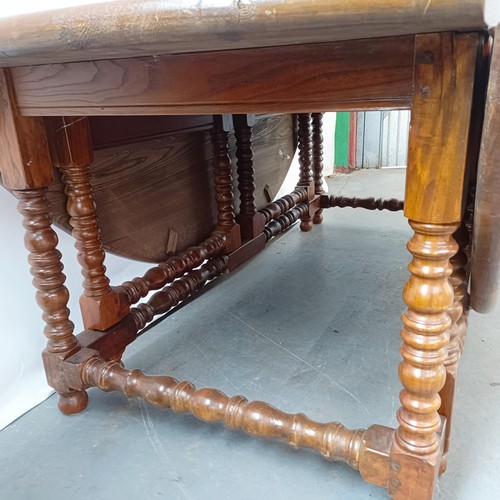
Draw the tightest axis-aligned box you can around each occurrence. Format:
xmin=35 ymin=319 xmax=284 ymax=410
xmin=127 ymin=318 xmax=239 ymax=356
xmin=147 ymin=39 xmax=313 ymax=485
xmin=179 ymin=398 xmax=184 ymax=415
xmin=300 ymin=217 xmax=313 ymax=232
xmin=58 ymin=390 xmax=89 ymax=415
xmin=313 ymin=210 xmax=324 ymax=225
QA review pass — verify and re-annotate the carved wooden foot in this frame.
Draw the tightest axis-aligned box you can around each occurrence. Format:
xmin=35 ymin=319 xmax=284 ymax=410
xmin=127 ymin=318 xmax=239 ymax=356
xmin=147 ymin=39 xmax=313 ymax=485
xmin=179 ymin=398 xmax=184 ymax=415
xmin=58 ymin=390 xmax=89 ymax=415
xmin=312 ymin=211 xmax=324 ymax=225
xmin=16 ymin=188 xmax=89 ymax=413
xmin=389 ymin=221 xmax=458 ymax=499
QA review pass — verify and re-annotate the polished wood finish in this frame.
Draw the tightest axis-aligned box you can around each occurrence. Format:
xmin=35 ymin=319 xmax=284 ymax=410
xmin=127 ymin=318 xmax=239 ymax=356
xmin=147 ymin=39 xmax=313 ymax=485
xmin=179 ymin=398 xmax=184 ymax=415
xmin=471 ymin=25 xmax=500 ymax=313
xmin=297 ymin=114 xmax=313 ymax=187
xmin=389 ymin=222 xmax=457 ymax=499
xmin=234 ymin=114 xmax=257 ymax=219
xmin=404 ymin=33 xmax=479 ymax=224
xmin=227 ymin=233 xmax=267 ymax=272
xmin=388 ymin=32 xmax=480 ymax=500
xmin=45 ymin=114 xmax=293 ymax=263
xmin=0 ymin=0 xmax=487 ymax=67
xmin=264 ymin=204 xmax=309 ymax=241
xmin=117 ymin=233 xmax=226 ymax=305
xmin=396 ymin=222 xmax=457 ymax=456
xmin=311 ymin=113 xmax=325 ymax=225
xmin=322 ymin=195 xmax=404 ymax=212
xmin=131 ymin=256 xmax=229 ymax=331
xmin=234 ymin=114 xmax=264 ymax=240
xmin=15 ymin=188 xmax=88 ymax=414
xmin=212 ymin=115 xmax=241 ymax=252
xmin=10 ymin=37 xmax=416 ymax=116
xmin=297 ymin=113 xmax=314 ymax=232
xmin=83 ymin=358 xmax=366 ymax=467
xmin=0 ymin=69 xmax=53 ymax=190
xmin=258 ymin=187 xmax=309 ymax=223
xmin=88 ymin=115 xmax=214 ymax=150
xmin=44 ymin=116 xmax=124 ymax=331
xmin=0 ymin=3 xmax=492 ymax=495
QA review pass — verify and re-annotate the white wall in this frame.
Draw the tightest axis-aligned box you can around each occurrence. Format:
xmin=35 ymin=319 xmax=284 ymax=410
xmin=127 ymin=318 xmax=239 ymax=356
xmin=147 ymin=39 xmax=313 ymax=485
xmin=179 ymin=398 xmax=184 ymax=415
xmin=486 ymin=1 xmax=500 ymax=27
xmin=276 ymin=113 xmax=336 ymax=198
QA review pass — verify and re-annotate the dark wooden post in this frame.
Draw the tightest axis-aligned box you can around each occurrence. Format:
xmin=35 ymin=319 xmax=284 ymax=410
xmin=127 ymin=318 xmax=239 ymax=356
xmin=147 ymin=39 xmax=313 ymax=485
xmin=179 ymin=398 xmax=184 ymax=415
xmin=297 ymin=113 xmax=314 ymax=231
xmin=234 ymin=114 xmax=266 ymax=239
xmin=311 ymin=112 xmax=325 ymax=224
xmin=45 ymin=117 xmax=127 ymax=331
xmin=212 ymin=115 xmax=241 ymax=252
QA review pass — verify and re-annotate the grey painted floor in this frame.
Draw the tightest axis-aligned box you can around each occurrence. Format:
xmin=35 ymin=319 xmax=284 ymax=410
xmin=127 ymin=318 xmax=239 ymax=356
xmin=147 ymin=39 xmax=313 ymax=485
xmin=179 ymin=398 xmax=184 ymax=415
xmin=1 ymin=169 xmax=499 ymax=499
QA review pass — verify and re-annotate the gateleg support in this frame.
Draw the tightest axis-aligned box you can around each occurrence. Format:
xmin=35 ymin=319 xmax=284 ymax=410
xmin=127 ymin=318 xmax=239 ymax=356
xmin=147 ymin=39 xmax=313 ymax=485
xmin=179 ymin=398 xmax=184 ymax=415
xmin=44 ymin=116 xmax=127 ymax=331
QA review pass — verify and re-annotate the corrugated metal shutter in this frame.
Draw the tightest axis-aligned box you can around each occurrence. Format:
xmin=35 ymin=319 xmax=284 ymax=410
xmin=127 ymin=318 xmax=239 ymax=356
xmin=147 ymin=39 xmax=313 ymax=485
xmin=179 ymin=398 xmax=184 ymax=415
xmin=356 ymin=110 xmax=410 ymax=168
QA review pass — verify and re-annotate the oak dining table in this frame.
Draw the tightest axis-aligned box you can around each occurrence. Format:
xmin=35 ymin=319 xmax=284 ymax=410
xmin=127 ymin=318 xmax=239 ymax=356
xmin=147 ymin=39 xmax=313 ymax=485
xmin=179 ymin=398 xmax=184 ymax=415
xmin=1 ymin=1 xmax=499 ymax=498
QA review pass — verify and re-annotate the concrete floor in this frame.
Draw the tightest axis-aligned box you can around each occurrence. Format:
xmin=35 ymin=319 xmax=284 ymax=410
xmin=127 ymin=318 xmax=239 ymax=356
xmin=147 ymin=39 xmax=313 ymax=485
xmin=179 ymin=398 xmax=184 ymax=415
xmin=1 ymin=169 xmax=499 ymax=499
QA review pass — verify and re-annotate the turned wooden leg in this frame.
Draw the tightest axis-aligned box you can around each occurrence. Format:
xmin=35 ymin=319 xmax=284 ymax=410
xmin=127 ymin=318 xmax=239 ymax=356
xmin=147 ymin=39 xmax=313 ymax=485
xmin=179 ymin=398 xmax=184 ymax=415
xmin=389 ymin=33 xmax=479 ymax=499
xmin=16 ymin=189 xmax=88 ymax=414
xmin=297 ymin=113 xmax=314 ymax=232
xmin=311 ymin=112 xmax=325 ymax=225
xmin=45 ymin=117 xmax=126 ymax=331
xmin=389 ymin=221 xmax=457 ymax=498
xmin=438 ymin=225 xmax=470 ymax=472
xmin=0 ymin=72 xmax=88 ymax=414
xmin=212 ymin=115 xmax=241 ymax=251
xmin=233 ymin=114 xmax=265 ymax=240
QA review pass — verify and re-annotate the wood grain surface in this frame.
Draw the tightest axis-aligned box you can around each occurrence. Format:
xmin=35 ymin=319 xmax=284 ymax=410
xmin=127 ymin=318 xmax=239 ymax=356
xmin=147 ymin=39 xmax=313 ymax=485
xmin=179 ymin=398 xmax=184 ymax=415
xmin=471 ymin=26 xmax=500 ymax=313
xmin=46 ymin=114 xmax=294 ymax=262
xmin=11 ymin=37 xmax=415 ymax=116
xmin=0 ymin=1 xmax=487 ymax=67
xmin=0 ymin=69 xmax=53 ymax=189
xmin=404 ymin=33 xmax=479 ymax=224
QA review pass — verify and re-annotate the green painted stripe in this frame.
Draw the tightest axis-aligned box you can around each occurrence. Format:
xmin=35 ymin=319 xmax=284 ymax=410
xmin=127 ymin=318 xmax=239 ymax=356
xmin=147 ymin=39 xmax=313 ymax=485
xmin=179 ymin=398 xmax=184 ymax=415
xmin=334 ymin=112 xmax=349 ymax=167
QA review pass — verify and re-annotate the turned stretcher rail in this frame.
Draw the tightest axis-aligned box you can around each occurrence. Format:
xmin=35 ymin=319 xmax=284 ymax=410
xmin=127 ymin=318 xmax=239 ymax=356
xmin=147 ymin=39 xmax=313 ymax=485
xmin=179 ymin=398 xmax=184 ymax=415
xmin=130 ymin=255 xmax=228 ymax=331
xmin=322 ymin=195 xmax=404 ymax=211
xmin=83 ymin=358 xmax=365 ymax=469
xmin=264 ymin=203 xmax=309 ymax=241
xmin=117 ymin=233 xmax=226 ymax=305
xmin=258 ymin=187 xmax=309 ymax=223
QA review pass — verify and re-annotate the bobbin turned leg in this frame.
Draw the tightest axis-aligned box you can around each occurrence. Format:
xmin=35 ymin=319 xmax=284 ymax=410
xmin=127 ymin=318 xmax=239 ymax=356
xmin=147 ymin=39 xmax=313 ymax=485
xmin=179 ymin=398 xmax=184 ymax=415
xmin=0 ymin=69 xmax=88 ymax=413
xmin=388 ymin=33 xmax=479 ymax=499
xmin=16 ymin=189 xmax=89 ymax=414
xmin=296 ymin=113 xmax=314 ymax=231
xmin=212 ymin=115 xmax=241 ymax=251
xmin=45 ymin=117 xmax=126 ymax=331
xmin=390 ymin=221 xmax=457 ymax=498
xmin=311 ymin=113 xmax=325 ymax=225
xmin=233 ymin=114 xmax=266 ymax=240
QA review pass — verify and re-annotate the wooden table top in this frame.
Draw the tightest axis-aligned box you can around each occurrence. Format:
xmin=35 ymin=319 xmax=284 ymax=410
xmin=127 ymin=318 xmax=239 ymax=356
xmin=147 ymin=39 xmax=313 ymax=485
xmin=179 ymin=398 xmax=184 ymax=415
xmin=0 ymin=0 xmax=491 ymax=67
